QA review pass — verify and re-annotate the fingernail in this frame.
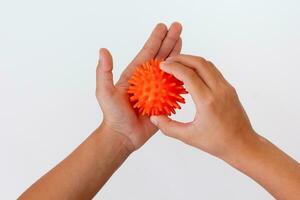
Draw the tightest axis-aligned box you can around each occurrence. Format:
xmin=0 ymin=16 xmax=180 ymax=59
xmin=160 ymin=61 xmax=171 ymax=69
xmin=160 ymin=62 xmax=173 ymax=74
xmin=150 ymin=116 xmax=158 ymax=126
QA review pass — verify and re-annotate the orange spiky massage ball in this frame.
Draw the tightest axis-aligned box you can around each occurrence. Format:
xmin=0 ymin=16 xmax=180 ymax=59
xmin=127 ymin=59 xmax=188 ymax=116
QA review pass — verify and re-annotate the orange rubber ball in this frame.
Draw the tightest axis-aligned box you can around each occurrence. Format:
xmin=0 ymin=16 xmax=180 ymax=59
xmin=127 ymin=59 xmax=188 ymax=116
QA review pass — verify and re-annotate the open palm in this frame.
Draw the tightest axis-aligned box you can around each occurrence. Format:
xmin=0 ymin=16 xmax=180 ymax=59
xmin=96 ymin=22 xmax=182 ymax=150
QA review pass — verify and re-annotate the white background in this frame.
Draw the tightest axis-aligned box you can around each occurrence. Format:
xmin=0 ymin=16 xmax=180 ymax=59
xmin=1 ymin=0 xmax=300 ymax=199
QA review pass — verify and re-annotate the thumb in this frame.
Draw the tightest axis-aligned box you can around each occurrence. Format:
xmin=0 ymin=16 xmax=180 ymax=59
xmin=150 ymin=115 xmax=188 ymax=141
xmin=96 ymin=48 xmax=115 ymax=97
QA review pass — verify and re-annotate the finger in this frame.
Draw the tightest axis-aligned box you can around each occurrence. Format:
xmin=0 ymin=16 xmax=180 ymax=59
xmin=117 ymin=23 xmax=168 ymax=87
xmin=96 ymin=48 xmax=115 ymax=96
xmin=135 ymin=23 xmax=168 ymax=62
xmin=206 ymin=60 xmax=227 ymax=82
xmin=166 ymin=54 xmax=223 ymax=89
xmin=156 ymin=22 xmax=182 ymax=60
xmin=169 ymin=37 xmax=182 ymax=57
xmin=160 ymin=61 xmax=210 ymax=104
xmin=150 ymin=115 xmax=189 ymax=141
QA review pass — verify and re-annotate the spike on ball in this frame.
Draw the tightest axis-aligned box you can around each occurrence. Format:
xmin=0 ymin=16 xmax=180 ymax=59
xmin=127 ymin=59 xmax=188 ymax=116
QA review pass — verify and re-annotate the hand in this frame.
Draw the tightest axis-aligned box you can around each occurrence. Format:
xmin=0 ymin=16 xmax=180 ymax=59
xmin=150 ymin=54 xmax=255 ymax=158
xmin=96 ymin=22 xmax=183 ymax=152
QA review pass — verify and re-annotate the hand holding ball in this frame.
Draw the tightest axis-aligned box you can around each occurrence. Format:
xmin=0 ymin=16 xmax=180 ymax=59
xmin=127 ymin=60 xmax=188 ymax=116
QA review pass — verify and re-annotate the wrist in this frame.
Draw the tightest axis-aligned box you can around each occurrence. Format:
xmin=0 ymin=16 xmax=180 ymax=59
xmin=219 ymin=129 xmax=262 ymax=166
xmin=96 ymin=122 xmax=135 ymax=154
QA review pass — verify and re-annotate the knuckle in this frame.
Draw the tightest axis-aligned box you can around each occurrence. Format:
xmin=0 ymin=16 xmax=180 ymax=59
xmin=185 ymin=68 xmax=197 ymax=79
xmin=157 ymin=49 xmax=169 ymax=58
xmin=207 ymin=60 xmax=215 ymax=67
xmin=226 ymin=84 xmax=237 ymax=95
xmin=195 ymin=56 xmax=207 ymax=64
xmin=186 ymin=71 xmax=199 ymax=84
xmin=217 ymin=83 xmax=237 ymax=100
xmin=157 ymin=119 xmax=172 ymax=132
xmin=230 ymin=85 xmax=237 ymax=93
xmin=166 ymin=35 xmax=178 ymax=43
xmin=159 ymin=125 xmax=170 ymax=136
xmin=204 ymin=94 xmax=216 ymax=106
xmin=161 ymin=129 xmax=170 ymax=136
xmin=142 ymin=45 xmax=157 ymax=57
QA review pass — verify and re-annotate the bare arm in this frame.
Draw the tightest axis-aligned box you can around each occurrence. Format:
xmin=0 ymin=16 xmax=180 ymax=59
xmin=224 ymin=133 xmax=300 ymax=199
xmin=18 ymin=124 xmax=131 ymax=199
xmin=150 ymin=55 xmax=300 ymax=200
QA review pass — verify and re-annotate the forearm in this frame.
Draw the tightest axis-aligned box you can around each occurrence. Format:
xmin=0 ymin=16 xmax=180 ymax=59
xmin=222 ymin=131 xmax=300 ymax=200
xmin=19 ymin=123 xmax=131 ymax=200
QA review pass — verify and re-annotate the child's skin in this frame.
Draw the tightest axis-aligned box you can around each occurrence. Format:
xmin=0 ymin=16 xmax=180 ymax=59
xmin=18 ymin=22 xmax=300 ymax=200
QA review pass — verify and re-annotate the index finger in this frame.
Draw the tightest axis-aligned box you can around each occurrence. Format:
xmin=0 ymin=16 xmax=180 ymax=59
xmin=160 ymin=61 xmax=210 ymax=104
xmin=167 ymin=54 xmax=224 ymax=89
